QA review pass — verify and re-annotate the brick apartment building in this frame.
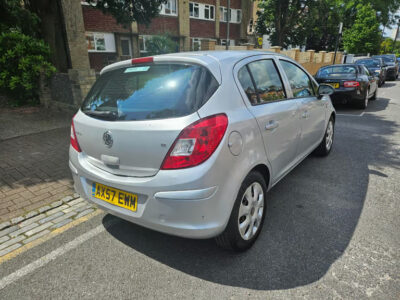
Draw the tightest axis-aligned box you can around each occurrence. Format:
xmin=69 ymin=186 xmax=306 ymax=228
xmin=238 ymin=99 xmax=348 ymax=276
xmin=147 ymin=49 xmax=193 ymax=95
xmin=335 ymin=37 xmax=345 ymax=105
xmin=81 ymin=0 xmax=253 ymax=71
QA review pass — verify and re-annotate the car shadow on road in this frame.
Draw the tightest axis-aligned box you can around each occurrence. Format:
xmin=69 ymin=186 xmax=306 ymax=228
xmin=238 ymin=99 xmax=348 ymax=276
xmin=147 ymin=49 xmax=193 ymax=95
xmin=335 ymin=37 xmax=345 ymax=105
xmin=379 ymin=82 xmax=396 ymax=88
xmin=104 ymin=113 xmax=399 ymax=291
xmin=333 ymin=97 xmax=390 ymax=114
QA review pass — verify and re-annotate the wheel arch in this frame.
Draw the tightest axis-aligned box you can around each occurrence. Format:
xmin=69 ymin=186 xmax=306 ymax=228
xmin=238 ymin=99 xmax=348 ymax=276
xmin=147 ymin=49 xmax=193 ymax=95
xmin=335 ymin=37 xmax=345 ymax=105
xmin=249 ymin=164 xmax=271 ymax=191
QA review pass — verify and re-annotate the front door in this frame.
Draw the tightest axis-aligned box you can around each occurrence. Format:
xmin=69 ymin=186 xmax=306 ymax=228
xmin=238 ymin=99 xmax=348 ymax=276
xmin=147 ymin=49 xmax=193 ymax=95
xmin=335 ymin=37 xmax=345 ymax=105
xmin=279 ymin=59 xmax=326 ymax=158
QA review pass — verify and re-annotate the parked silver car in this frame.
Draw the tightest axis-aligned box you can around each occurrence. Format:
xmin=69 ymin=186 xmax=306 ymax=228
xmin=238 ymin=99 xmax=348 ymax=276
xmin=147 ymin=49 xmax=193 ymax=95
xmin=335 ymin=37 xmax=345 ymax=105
xmin=69 ymin=51 xmax=335 ymax=251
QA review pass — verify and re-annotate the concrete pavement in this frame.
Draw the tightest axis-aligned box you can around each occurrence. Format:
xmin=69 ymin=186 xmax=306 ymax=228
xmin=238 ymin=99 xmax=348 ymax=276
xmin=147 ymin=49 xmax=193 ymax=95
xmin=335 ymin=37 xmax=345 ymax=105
xmin=0 ymin=81 xmax=399 ymax=299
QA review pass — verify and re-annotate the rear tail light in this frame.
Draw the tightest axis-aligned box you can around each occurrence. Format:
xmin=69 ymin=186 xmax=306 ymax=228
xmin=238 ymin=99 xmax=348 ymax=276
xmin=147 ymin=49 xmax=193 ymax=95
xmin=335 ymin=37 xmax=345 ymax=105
xmin=161 ymin=114 xmax=228 ymax=170
xmin=70 ymin=115 xmax=81 ymax=153
xmin=131 ymin=57 xmax=153 ymax=64
xmin=344 ymin=81 xmax=360 ymax=87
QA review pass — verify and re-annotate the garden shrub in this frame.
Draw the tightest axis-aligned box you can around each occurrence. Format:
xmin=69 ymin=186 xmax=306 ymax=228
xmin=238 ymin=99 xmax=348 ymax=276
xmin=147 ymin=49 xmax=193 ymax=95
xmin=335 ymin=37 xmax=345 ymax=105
xmin=0 ymin=31 xmax=56 ymax=106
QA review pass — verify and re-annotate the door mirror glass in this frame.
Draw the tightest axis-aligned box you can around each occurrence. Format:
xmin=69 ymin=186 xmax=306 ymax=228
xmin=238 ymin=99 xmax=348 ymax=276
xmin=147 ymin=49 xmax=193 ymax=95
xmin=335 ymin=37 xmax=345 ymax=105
xmin=318 ymin=84 xmax=335 ymax=96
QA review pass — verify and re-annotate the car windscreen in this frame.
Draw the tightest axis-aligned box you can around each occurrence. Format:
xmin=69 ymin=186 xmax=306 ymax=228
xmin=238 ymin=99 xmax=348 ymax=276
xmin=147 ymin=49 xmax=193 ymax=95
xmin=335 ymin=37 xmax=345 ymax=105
xmin=317 ymin=66 xmax=357 ymax=77
xmin=356 ymin=59 xmax=380 ymax=68
xmin=81 ymin=63 xmax=219 ymax=121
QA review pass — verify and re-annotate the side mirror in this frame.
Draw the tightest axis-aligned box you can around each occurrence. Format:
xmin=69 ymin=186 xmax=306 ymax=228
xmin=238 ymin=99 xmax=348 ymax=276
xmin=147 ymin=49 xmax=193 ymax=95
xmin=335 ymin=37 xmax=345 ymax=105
xmin=318 ymin=84 xmax=335 ymax=98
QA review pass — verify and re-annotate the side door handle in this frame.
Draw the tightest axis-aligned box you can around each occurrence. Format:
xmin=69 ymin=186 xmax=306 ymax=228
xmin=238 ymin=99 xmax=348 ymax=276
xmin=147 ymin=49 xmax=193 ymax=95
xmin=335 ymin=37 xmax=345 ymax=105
xmin=265 ymin=120 xmax=279 ymax=130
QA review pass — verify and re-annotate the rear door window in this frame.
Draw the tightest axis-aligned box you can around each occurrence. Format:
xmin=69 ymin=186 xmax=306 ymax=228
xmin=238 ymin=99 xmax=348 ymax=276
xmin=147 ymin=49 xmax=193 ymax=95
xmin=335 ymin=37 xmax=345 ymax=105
xmin=237 ymin=67 xmax=258 ymax=104
xmin=82 ymin=63 xmax=219 ymax=121
xmin=245 ymin=59 xmax=286 ymax=104
xmin=281 ymin=61 xmax=316 ymax=98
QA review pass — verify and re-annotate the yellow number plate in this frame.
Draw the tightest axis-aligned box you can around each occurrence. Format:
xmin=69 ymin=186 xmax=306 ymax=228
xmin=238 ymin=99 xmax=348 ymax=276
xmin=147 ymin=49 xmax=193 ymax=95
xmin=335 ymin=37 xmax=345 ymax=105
xmin=328 ymin=83 xmax=339 ymax=89
xmin=92 ymin=182 xmax=137 ymax=212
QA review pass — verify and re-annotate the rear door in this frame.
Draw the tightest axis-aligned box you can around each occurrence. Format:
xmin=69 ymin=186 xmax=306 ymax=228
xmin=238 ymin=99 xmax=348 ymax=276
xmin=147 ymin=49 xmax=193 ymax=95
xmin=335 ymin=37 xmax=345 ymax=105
xmin=278 ymin=59 xmax=326 ymax=157
xmin=74 ymin=62 xmax=219 ymax=177
xmin=234 ymin=57 xmax=301 ymax=182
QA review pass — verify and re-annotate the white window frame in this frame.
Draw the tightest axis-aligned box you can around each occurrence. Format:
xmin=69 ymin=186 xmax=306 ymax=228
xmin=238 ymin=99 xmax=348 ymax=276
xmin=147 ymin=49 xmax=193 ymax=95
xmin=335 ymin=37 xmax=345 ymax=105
xmin=192 ymin=38 xmax=202 ymax=51
xmin=219 ymin=7 xmax=241 ymax=23
xmin=139 ymin=35 xmax=151 ymax=53
xmin=190 ymin=2 xmax=215 ymax=21
xmin=159 ymin=0 xmax=178 ymax=16
xmin=189 ymin=2 xmax=200 ymax=18
xmin=120 ymin=37 xmax=132 ymax=56
xmin=86 ymin=32 xmax=116 ymax=52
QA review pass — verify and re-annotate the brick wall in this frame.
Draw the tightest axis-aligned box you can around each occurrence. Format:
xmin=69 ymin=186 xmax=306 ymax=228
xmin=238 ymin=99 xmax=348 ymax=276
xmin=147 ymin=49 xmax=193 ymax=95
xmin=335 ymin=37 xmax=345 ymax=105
xmin=220 ymin=0 xmax=241 ymax=8
xmin=88 ymin=53 xmax=118 ymax=72
xmin=190 ymin=19 xmax=215 ymax=38
xmin=138 ymin=16 xmax=179 ymax=36
xmin=196 ymin=0 xmax=217 ymax=4
xmin=82 ymin=5 xmax=130 ymax=33
xmin=219 ymin=23 xmax=241 ymax=41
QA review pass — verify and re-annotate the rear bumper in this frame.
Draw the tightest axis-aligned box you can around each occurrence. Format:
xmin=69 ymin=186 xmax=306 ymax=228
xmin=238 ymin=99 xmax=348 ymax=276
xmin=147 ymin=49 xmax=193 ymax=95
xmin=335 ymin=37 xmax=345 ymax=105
xmin=386 ymin=67 xmax=397 ymax=78
xmin=69 ymin=147 xmax=235 ymax=239
xmin=330 ymin=88 xmax=364 ymax=103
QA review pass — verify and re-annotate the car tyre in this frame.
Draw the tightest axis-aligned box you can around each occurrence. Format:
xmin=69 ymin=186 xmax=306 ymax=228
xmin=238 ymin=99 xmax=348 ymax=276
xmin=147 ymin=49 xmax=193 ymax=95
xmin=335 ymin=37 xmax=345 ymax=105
xmin=215 ymin=171 xmax=267 ymax=252
xmin=370 ymin=88 xmax=377 ymax=100
xmin=313 ymin=116 xmax=335 ymax=157
xmin=357 ymin=89 xmax=368 ymax=109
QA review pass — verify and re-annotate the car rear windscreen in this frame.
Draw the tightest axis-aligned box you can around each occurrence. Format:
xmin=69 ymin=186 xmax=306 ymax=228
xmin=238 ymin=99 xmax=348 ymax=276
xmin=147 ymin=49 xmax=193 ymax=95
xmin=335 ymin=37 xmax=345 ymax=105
xmin=81 ymin=63 xmax=219 ymax=121
xmin=356 ymin=59 xmax=380 ymax=68
xmin=317 ymin=66 xmax=357 ymax=77
xmin=374 ymin=56 xmax=395 ymax=64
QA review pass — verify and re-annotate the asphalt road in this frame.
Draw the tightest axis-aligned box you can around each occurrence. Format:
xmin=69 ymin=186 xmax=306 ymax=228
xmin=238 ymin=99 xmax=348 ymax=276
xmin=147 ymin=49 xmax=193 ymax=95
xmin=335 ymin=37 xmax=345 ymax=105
xmin=1 ymin=81 xmax=399 ymax=299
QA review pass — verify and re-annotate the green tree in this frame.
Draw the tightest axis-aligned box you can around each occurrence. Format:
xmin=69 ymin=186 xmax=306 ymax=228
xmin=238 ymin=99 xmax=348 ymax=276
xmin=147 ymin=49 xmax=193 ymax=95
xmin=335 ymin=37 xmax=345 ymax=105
xmin=87 ymin=0 xmax=167 ymax=25
xmin=303 ymin=0 xmax=344 ymax=51
xmin=145 ymin=34 xmax=178 ymax=56
xmin=342 ymin=4 xmax=381 ymax=54
xmin=255 ymin=0 xmax=400 ymax=50
xmin=0 ymin=0 xmax=40 ymax=36
xmin=255 ymin=0 xmax=310 ymax=48
xmin=380 ymin=37 xmax=400 ymax=55
xmin=0 ymin=31 xmax=56 ymax=105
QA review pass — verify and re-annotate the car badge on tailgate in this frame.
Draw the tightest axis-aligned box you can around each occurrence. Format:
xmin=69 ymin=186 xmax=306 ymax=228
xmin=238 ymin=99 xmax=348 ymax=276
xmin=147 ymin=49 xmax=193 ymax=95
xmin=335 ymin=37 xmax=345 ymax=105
xmin=103 ymin=131 xmax=113 ymax=148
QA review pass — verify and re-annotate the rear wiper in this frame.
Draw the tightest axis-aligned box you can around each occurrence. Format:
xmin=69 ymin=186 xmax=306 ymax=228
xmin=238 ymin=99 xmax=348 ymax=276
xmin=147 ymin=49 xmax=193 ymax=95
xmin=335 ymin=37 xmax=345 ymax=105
xmin=83 ymin=110 xmax=118 ymax=120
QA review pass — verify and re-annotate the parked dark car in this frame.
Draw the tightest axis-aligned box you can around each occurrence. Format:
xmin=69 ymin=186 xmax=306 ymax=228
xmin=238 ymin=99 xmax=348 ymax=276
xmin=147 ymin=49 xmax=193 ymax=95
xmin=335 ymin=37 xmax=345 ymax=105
xmin=315 ymin=64 xmax=378 ymax=109
xmin=355 ymin=58 xmax=386 ymax=87
xmin=372 ymin=54 xmax=399 ymax=80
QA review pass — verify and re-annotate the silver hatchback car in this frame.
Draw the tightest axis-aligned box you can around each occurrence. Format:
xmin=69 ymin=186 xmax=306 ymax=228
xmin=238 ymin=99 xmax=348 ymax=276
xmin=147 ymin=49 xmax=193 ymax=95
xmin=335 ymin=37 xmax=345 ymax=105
xmin=69 ymin=51 xmax=335 ymax=251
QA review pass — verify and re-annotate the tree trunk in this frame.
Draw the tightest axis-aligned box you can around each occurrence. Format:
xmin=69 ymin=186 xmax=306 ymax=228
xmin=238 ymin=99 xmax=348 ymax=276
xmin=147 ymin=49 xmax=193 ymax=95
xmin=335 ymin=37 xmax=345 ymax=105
xmin=27 ymin=0 xmax=70 ymax=72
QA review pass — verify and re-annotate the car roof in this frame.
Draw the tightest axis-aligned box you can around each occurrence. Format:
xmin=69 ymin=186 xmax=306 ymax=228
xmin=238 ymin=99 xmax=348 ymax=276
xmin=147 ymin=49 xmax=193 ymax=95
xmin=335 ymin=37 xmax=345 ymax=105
xmin=321 ymin=64 xmax=358 ymax=68
xmin=100 ymin=50 xmax=291 ymax=81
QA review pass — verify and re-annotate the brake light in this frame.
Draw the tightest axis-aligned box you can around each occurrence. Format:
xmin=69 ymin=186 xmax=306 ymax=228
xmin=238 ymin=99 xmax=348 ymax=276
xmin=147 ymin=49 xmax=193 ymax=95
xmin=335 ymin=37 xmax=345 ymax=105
xmin=70 ymin=115 xmax=81 ymax=153
xmin=161 ymin=114 xmax=228 ymax=169
xmin=344 ymin=81 xmax=360 ymax=87
xmin=131 ymin=57 xmax=153 ymax=64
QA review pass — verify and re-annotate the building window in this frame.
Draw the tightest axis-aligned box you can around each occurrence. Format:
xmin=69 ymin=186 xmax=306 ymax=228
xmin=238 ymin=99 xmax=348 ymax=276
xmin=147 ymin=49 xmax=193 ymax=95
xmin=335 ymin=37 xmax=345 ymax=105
xmin=219 ymin=7 xmax=242 ymax=23
xmin=86 ymin=32 xmax=116 ymax=52
xmin=189 ymin=2 xmax=199 ymax=18
xmin=236 ymin=9 xmax=242 ymax=23
xmin=204 ymin=5 xmax=214 ymax=20
xmin=160 ymin=0 xmax=177 ymax=16
xmin=190 ymin=2 xmax=215 ymax=20
xmin=192 ymin=38 xmax=202 ymax=51
xmin=219 ymin=7 xmax=227 ymax=22
xmin=139 ymin=35 xmax=150 ymax=53
xmin=248 ymin=18 xmax=254 ymax=34
xmin=120 ymin=37 xmax=131 ymax=56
